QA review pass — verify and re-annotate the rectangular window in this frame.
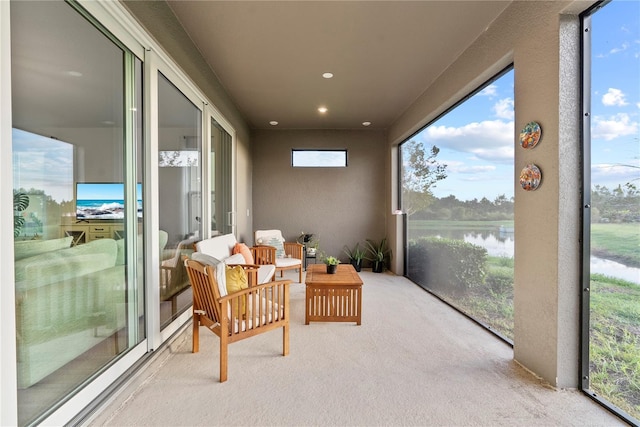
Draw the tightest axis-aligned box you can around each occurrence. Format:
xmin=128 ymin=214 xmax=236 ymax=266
xmin=292 ymin=149 xmax=347 ymax=167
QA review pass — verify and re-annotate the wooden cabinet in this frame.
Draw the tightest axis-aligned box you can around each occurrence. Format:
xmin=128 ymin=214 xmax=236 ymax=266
xmin=88 ymin=225 xmax=111 ymax=241
xmin=61 ymin=222 xmax=126 ymax=246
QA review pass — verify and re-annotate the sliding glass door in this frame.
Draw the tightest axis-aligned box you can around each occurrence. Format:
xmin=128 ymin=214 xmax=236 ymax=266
xmin=11 ymin=1 xmax=144 ymax=423
xmin=157 ymin=73 xmax=202 ymax=329
xmin=210 ymin=117 xmax=233 ymax=236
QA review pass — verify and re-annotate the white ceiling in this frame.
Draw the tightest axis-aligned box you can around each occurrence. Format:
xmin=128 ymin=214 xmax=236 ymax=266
xmin=166 ymin=1 xmax=512 ymax=130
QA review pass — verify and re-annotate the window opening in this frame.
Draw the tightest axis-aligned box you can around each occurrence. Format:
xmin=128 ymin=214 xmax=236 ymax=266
xmin=400 ymin=67 xmax=515 ymax=343
xmin=292 ymin=149 xmax=347 ymax=167
xmin=581 ymin=1 xmax=640 ymax=423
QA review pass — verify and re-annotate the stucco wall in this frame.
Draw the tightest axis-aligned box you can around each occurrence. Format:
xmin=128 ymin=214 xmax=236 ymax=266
xmin=252 ymin=129 xmax=387 ymax=261
xmin=389 ymin=1 xmax=591 ymax=388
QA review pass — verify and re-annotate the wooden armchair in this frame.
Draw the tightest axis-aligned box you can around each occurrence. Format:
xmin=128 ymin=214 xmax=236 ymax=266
xmin=253 ymin=230 xmax=304 ymax=282
xmin=184 ymin=259 xmax=290 ymax=382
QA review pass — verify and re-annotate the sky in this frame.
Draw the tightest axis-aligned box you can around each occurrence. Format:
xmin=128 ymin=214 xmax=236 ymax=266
xmin=411 ymin=0 xmax=639 ymax=202
xmin=12 ymin=128 xmax=74 ymax=203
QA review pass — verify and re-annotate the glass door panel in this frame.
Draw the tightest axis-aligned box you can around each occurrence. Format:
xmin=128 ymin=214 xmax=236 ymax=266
xmin=157 ymin=73 xmax=202 ymax=329
xmin=210 ymin=117 xmax=233 ymax=235
xmin=11 ymin=1 xmax=143 ymax=423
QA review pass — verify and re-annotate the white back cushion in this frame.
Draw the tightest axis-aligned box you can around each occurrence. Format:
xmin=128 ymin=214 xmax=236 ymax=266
xmin=191 ymin=252 xmax=226 ymax=297
xmin=255 ymin=230 xmax=286 ymax=258
xmin=195 ymin=233 xmax=237 ymax=261
xmin=225 ymin=253 xmax=246 ymax=265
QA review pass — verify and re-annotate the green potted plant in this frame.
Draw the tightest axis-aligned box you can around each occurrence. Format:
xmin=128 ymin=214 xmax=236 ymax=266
xmin=323 ymin=255 xmax=340 ymax=274
xmin=364 ymin=238 xmax=391 ymax=273
xmin=13 ymin=190 xmax=30 ymax=238
xmin=343 ymin=242 xmax=365 ymax=272
xmin=299 ymin=232 xmax=319 ymax=256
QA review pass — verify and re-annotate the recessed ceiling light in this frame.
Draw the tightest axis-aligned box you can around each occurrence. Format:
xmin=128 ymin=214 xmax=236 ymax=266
xmin=65 ymin=70 xmax=83 ymax=77
xmin=322 ymin=72 xmax=334 ymax=79
xmin=318 ymin=107 xmax=328 ymax=114
xmin=269 ymin=121 xmax=279 ymax=126
xmin=102 ymin=120 xmax=115 ymax=125
xmin=362 ymin=121 xmax=371 ymax=127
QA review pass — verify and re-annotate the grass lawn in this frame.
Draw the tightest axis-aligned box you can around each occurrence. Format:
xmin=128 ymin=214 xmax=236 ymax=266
xmin=591 ymin=223 xmax=640 ymax=267
xmin=589 ymin=274 xmax=640 ymax=419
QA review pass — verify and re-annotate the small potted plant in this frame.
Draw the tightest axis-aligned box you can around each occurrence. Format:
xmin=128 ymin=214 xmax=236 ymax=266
xmin=323 ymin=255 xmax=340 ymax=274
xmin=299 ymin=232 xmax=319 ymax=256
xmin=364 ymin=238 xmax=391 ymax=273
xmin=343 ymin=242 xmax=365 ymax=272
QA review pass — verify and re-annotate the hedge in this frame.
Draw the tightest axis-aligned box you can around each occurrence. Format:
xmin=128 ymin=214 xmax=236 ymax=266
xmin=408 ymin=236 xmax=487 ymax=293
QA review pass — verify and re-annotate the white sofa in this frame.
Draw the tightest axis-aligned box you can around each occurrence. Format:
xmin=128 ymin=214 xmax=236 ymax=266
xmin=194 ymin=234 xmax=276 ymax=284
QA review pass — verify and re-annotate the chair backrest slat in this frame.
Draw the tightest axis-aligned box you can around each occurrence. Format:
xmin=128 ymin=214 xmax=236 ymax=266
xmin=185 ymin=259 xmax=222 ymax=324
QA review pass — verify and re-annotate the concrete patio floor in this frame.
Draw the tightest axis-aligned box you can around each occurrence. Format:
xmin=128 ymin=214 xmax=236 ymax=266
xmin=88 ymin=269 xmax=625 ymax=426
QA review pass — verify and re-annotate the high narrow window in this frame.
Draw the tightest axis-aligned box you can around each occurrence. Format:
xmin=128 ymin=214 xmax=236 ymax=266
xmin=401 ymin=67 xmax=515 ymax=342
xmin=292 ymin=149 xmax=347 ymax=167
xmin=582 ymin=1 xmax=640 ymax=422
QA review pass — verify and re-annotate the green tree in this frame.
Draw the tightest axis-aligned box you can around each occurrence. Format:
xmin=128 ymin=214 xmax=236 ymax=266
xmin=401 ymin=140 xmax=447 ymax=216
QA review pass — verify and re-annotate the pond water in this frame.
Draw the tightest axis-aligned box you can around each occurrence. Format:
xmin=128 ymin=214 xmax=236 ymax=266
xmin=410 ymin=227 xmax=640 ymax=284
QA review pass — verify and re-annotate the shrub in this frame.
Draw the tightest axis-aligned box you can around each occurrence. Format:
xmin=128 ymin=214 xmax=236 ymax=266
xmin=485 ymin=265 xmax=513 ymax=295
xmin=408 ymin=237 xmax=487 ymax=293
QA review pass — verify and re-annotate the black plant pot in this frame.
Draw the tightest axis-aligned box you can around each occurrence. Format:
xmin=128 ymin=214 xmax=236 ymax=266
xmin=326 ymin=264 xmax=338 ymax=274
xmin=350 ymin=259 xmax=362 ymax=272
xmin=372 ymin=261 xmax=384 ymax=273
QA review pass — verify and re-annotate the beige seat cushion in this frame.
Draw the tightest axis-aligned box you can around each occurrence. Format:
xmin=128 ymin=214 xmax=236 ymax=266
xmin=275 ymin=257 xmax=301 ymax=268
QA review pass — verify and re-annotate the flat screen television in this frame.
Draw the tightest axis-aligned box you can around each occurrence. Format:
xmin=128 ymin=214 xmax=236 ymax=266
xmin=76 ymin=182 xmax=142 ymax=220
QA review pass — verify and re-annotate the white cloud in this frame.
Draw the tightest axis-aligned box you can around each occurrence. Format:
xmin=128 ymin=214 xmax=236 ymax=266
xmin=479 ymin=84 xmax=497 ymax=97
xmin=592 ymin=162 xmax=640 ymax=186
xmin=493 ymin=97 xmax=514 ymax=120
xmin=445 ymin=162 xmax=496 ymax=174
xmin=602 ymin=88 xmax=629 ymax=106
xmin=422 ymin=119 xmax=514 ymax=163
xmin=609 ymin=42 xmax=629 ymax=54
xmin=592 ymin=113 xmax=638 ymax=141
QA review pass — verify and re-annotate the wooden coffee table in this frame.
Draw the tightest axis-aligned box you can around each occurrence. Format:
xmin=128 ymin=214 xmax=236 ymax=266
xmin=305 ymin=264 xmax=363 ymax=325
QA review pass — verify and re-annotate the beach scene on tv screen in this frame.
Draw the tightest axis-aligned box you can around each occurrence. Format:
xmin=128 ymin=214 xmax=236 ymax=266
xmin=76 ymin=183 xmax=142 ymax=220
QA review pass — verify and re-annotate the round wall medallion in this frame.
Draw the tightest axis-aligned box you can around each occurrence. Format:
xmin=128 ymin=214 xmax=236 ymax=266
xmin=520 ymin=163 xmax=542 ymax=191
xmin=519 ymin=121 xmax=542 ymax=149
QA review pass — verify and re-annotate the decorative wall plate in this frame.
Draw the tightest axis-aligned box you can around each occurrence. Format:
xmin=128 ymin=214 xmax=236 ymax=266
xmin=519 ymin=121 xmax=542 ymax=149
xmin=520 ymin=163 xmax=542 ymax=191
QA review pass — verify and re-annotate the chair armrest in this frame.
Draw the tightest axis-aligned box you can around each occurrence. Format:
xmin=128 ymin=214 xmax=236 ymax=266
xmin=251 ymin=245 xmax=276 ymax=265
xmin=284 ymin=242 xmax=304 ymax=260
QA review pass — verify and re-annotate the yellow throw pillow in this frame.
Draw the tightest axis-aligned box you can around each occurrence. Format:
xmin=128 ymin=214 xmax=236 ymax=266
xmin=225 ymin=265 xmax=248 ymax=318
